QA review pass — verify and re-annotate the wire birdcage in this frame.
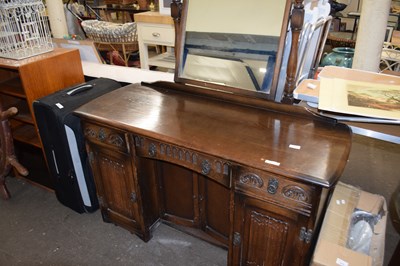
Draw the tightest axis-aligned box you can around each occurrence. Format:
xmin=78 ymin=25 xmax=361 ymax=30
xmin=0 ymin=0 xmax=53 ymax=60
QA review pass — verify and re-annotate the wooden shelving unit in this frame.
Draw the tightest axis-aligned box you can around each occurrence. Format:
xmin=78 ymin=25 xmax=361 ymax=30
xmin=0 ymin=48 xmax=85 ymax=188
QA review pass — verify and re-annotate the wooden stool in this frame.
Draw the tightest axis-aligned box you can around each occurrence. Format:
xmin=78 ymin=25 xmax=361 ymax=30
xmin=0 ymin=105 xmax=28 ymax=200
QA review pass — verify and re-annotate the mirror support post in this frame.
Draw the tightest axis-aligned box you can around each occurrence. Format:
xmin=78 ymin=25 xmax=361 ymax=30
xmin=282 ymin=0 xmax=304 ymax=104
xmin=171 ymin=0 xmax=183 ymax=59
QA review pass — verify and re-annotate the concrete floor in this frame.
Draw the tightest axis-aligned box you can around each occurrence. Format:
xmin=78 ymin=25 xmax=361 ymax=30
xmin=0 ymin=178 xmax=227 ymax=265
xmin=0 ymin=134 xmax=398 ymax=265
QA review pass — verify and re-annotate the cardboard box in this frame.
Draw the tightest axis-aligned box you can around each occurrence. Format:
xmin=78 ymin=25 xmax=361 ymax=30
xmin=312 ymin=182 xmax=387 ymax=266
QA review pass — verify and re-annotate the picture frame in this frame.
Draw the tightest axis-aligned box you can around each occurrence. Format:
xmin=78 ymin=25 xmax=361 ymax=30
xmin=159 ymin=0 xmax=172 ymax=15
xmin=385 ymin=26 xmax=394 ymax=43
xmin=52 ymin=38 xmax=103 ymax=64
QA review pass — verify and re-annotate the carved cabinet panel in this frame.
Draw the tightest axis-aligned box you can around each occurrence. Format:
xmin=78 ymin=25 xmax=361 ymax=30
xmin=230 ymin=194 xmax=311 ymax=266
xmin=87 ymin=145 xmax=146 ymax=235
xmin=83 ymin=122 xmax=150 ymax=241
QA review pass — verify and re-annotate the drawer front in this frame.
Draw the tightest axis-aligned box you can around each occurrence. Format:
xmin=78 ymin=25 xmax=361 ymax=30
xmin=133 ymin=134 xmax=231 ymax=188
xmin=139 ymin=24 xmax=175 ymax=45
xmin=234 ymin=167 xmax=315 ymax=216
xmin=83 ymin=122 xmax=129 ymax=153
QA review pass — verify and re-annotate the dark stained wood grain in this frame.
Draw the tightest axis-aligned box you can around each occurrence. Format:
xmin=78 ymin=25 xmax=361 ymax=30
xmin=76 ymin=84 xmax=351 ymax=188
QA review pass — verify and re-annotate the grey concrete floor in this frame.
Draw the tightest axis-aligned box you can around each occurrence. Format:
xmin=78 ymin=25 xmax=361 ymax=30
xmin=0 ymin=178 xmax=227 ymax=265
xmin=0 ymin=134 xmax=399 ymax=265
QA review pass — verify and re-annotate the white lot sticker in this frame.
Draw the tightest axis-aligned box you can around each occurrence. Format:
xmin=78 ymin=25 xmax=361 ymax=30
xmin=55 ymin=103 xmax=64 ymax=109
xmin=336 ymin=258 xmax=349 ymax=266
xmin=307 ymin=83 xmax=317 ymax=89
xmin=336 ymin=199 xmax=346 ymax=205
xmin=265 ymin=160 xmax=280 ymax=166
xmin=289 ymin=144 xmax=301 ymax=150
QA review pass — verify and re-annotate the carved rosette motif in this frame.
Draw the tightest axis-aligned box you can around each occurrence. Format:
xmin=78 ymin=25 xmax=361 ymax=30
xmin=282 ymin=185 xmax=309 ymax=203
xmin=239 ymin=173 xmax=263 ymax=188
xmin=84 ymin=127 xmax=96 ymax=138
xmin=201 ymin=160 xmax=211 ymax=175
xmin=85 ymin=126 xmax=125 ymax=149
xmin=108 ymin=134 xmax=124 ymax=147
xmin=148 ymin=143 xmax=157 ymax=157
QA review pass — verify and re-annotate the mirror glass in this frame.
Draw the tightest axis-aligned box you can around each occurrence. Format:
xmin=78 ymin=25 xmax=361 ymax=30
xmin=176 ymin=0 xmax=291 ymax=98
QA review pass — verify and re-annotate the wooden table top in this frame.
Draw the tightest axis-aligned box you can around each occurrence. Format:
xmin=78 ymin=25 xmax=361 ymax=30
xmin=75 ymin=83 xmax=352 ymax=187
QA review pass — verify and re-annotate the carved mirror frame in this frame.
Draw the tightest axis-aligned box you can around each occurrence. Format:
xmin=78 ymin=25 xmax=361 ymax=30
xmin=171 ymin=0 xmax=304 ymax=104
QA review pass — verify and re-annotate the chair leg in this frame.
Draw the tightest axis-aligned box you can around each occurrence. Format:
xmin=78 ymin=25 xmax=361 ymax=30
xmin=0 ymin=175 xmax=10 ymax=200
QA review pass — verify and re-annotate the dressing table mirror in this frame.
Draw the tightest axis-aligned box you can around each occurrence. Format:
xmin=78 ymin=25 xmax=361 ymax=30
xmin=171 ymin=0 xmax=304 ymax=102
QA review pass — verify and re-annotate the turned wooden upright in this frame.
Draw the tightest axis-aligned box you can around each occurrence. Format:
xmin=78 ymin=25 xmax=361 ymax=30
xmin=282 ymin=0 xmax=305 ymax=104
xmin=0 ymin=104 xmax=28 ymax=199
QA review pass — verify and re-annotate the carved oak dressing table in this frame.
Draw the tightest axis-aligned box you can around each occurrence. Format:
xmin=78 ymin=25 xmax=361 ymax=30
xmin=74 ymin=1 xmax=352 ymax=265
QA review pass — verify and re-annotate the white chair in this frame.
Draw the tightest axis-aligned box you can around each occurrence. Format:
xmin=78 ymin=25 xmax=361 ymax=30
xmin=380 ymin=42 xmax=400 ymax=72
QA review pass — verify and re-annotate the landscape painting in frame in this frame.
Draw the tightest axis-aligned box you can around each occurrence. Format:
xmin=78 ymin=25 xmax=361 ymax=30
xmin=318 ymin=77 xmax=400 ymax=121
xmin=347 ymin=84 xmax=400 ymax=112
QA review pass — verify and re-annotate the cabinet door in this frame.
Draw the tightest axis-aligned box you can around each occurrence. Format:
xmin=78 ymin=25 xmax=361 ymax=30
xmin=230 ymin=194 xmax=311 ymax=266
xmin=88 ymin=145 xmax=143 ymax=235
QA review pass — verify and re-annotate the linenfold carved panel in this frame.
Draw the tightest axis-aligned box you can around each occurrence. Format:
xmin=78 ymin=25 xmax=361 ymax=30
xmin=99 ymin=156 xmax=135 ymax=218
xmin=245 ymin=210 xmax=289 ymax=265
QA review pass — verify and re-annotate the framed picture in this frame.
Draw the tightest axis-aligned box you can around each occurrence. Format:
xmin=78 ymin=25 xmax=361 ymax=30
xmin=385 ymin=26 xmax=394 ymax=43
xmin=52 ymin=38 xmax=103 ymax=64
xmin=159 ymin=0 xmax=172 ymax=15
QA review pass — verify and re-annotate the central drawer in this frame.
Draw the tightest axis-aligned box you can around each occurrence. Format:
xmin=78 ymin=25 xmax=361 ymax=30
xmin=133 ymin=134 xmax=231 ymax=188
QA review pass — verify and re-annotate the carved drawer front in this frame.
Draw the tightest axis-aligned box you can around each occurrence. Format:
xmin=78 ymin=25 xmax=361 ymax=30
xmin=82 ymin=122 xmax=129 ymax=153
xmin=234 ymin=167 xmax=314 ymax=216
xmin=133 ymin=134 xmax=231 ymax=188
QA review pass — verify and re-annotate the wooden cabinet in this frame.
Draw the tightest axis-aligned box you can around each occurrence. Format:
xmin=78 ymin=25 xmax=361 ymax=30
xmin=0 ymin=48 xmax=85 ymax=187
xmin=134 ymin=11 xmax=175 ymax=70
xmin=83 ymin=121 xmax=159 ymax=241
xmin=231 ymin=194 xmax=309 ymax=265
xmin=75 ymin=83 xmax=352 ymax=265
xmin=230 ymin=166 xmax=319 ymax=265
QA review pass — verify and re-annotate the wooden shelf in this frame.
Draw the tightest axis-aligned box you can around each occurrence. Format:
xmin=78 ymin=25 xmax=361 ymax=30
xmin=11 ymin=122 xmax=41 ymax=148
xmin=148 ymin=52 xmax=175 ymax=69
xmin=0 ymin=48 xmax=85 ymax=189
xmin=0 ymin=76 xmax=26 ymax=99
xmin=1 ymin=95 xmax=34 ymax=124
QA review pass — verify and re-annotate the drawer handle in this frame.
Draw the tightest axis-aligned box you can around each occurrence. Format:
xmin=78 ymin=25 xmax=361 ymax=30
xmin=152 ymin=32 xmax=160 ymax=37
xmin=97 ymin=128 xmax=107 ymax=142
xmin=267 ymin=178 xmax=279 ymax=194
